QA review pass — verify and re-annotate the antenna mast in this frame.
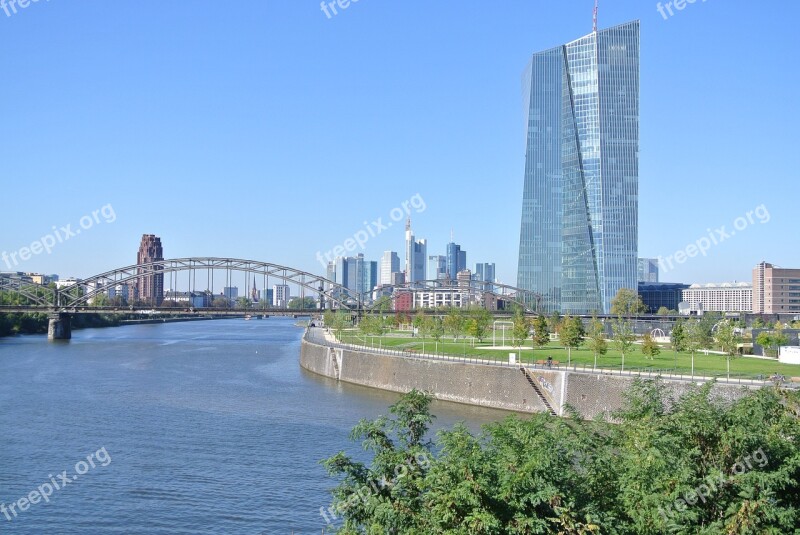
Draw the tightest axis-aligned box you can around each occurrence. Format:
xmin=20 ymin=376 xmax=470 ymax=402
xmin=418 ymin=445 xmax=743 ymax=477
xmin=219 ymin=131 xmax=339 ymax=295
xmin=593 ymin=0 xmax=598 ymax=32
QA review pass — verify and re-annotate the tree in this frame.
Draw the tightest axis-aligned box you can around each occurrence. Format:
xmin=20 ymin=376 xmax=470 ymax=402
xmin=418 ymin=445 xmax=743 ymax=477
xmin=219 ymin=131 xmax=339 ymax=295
xmin=610 ymin=288 xmax=647 ymax=316
xmin=714 ymin=320 xmax=741 ymax=379
xmin=756 ymin=324 xmax=789 ymax=358
xmin=613 ymin=319 xmax=636 ymax=371
xmin=641 ymin=332 xmax=661 ymax=360
xmin=325 ymin=385 xmax=800 ymax=533
xmin=586 ymin=315 xmax=608 ymax=369
xmin=372 ymin=295 xmax=393 ymax=312
xmin=465 ymin=307 xmax=491 ymax=344
xmin=670 ymin=320 xmax=688 ymax=369
xmin=443 ymin=308 xmax=466 ymax=342
xmin=686 ymin=320 xmax=710 ymax=377
xmin=91 ymin=293 xmax=110 ymax=307
xmin=547 ymin=311 xmax=562 ymax=335
xmin=235 ymin=296 xmax=252 ymax=309
xmin=657 ymin=306 xmax=670 ymax=316
xmin=560 ymin=316 xmax=585 ymax=366
xmin=531 ymin=314 xmax=550 ymax=354
xmin=511 ymin=307 xmax=531 ymax=352
xmin=212 ymin=296 xmax=230 ymax=309
xmin=288 ymin=296 xmax=317 ymax=310
xmin=330 ymin=310 xmax=350 ymax=341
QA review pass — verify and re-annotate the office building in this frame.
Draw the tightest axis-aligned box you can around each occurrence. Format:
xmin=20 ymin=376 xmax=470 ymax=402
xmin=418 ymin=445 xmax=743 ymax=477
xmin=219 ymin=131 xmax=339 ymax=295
xmin=446 ymin=242 xmax=467 ymax=280
xmin=474 ymin=262 xmax=496 ymax=291
xmin=517 ymin=21 xmax=639 ymax=314
xmin=638 ymin=282 xmax=688 ymax=313
xmin=637 ymin=258 xmax=659 ymax=283
xmin=404 ymin=219 xmax=427 ymax=283
xmin=753 ymin=261 xmax=800 ymax=314
xmin=273 ymin=284 xmax=290 ymax=308
xmin=427 ymin=255 xmax=447 ymax=281
xmin=380 ymin=251 xmax=399 ymax=285
xmin=135 ymin=234 xmax=164 ymax=305
xmin=681 ymin=282 xmax=752 ymax=314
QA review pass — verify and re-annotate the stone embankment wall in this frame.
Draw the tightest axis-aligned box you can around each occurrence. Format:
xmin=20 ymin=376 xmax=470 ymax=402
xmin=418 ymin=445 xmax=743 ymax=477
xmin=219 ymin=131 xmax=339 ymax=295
xmin=300 ymin=336 xmax=754 ymax=419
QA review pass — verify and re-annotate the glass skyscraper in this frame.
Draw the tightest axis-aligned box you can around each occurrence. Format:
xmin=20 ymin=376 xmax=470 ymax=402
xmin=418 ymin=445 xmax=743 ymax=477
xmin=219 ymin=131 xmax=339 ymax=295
xmin=517 ymin=20 xmax=639 ymax=314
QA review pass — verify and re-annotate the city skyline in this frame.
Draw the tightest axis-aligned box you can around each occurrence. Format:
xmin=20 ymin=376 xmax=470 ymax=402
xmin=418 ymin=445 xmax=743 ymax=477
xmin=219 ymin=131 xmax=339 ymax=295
xmin=1 ymin=2 xmax=797 ymax=288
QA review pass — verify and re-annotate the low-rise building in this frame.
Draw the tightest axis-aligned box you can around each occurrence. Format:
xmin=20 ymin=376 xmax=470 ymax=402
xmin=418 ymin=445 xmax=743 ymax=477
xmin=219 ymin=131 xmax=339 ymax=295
xmin=680 ymin=282 xmax=752 ymax=314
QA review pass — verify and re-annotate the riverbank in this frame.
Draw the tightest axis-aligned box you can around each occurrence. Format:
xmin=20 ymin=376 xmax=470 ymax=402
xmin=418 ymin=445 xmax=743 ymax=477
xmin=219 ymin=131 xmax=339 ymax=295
xmin=301 ymin=327 xmax=759 ymax=419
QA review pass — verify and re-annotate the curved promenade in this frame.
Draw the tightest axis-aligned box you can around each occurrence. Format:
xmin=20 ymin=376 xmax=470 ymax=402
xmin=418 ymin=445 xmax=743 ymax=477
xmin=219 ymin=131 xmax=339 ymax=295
xmin=300 ymin=327 xmax=763 ymax=419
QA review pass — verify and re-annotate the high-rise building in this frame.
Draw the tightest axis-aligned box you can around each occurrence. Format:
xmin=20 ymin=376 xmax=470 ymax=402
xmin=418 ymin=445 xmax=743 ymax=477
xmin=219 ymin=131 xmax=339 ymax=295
xmin=446 ymin=242 xmax=467 ymax=280
xmin=517 ymin=20 xmax=639 ymax=314
xmin=380 ymin=251 xmax=400 ymax=285
xmin=753 ymin=261 xmax=800 ymax=314
xmin=637 ymin=258 xmax=659 ymax=283
xmin=329 ymin=254 xmax=378 ymax=297
xmin=273 ymin=284 xmax=290 ymax=308
xmin=135 ymin=234 xmax=164 ymax=305
xmin=475 ymin=262 xmax=496 ymax=292
xmin=404 ymin=218 xmax=426 ymax=283
xmin=427 ymin=255 xmax=447 ymax=281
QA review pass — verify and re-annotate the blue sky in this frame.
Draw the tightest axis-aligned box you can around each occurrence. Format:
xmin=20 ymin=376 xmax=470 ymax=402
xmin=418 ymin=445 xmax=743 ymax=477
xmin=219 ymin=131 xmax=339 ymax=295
xmin=1 ymin=0 xmax=797 ymax=288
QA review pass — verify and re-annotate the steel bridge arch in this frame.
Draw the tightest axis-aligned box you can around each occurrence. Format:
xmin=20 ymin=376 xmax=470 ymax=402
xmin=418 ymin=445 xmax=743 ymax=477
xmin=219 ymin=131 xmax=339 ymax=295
xmin=362 ymin=279 xmax=542 ymax=313
xmin=0 ymin=277 xmax=56 ymax=307
xmin=57 ymin=257 xmax=359 ymax=310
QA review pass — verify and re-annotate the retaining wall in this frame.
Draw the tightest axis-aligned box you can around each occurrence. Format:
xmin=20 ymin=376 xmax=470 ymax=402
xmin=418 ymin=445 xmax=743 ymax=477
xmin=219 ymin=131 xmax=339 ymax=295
xmin=300 ymin=336 xmax=754 ymax=419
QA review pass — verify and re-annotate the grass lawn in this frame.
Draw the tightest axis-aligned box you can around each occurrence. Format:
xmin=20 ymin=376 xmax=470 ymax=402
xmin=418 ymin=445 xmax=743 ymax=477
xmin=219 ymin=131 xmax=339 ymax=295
xmin=337 ymin=330 xmax=800 ymax=380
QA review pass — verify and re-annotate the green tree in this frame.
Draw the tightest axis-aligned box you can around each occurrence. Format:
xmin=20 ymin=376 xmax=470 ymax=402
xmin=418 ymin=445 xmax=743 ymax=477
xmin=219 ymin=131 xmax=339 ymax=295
xmin=657 ymin=306 xmax=670 ymax=316
xmin=235 ymin=296 xmax=252 ymax=309
xmin=670 ymin=320 xmax=688 ymax=369
xmin=288 ymin=296 xmax=317 ymax=309
xmin=610 ymin=287 xmax=647 ymax=316
xmin=443 ymin=308 xmax=466 ymax=341
xmin=586 ymin=315 xmax=608 ymax=369
xmin=325 ymin=384 xmax=800 ymax=533
xmin=641 ymin=331 xmax=661 ymax=360
xmin=559 ymin=315 xmax=585 ymax=366
xmin=547 ymin=311 xmax=562 ymax=334
xmin=465 ymin=307 xmax=491 ymax=344
xmin=531 ymin=314 xmax=550 ymax=353
xmin=212 ymin=296 xmax=230 ymax=309
xmin=372 ymin=295 xmax=393 ymax=312
xmin=686 ymin=320 xmax=710 ymax=377
xmin=91 ymin=292 xmax=111 ymax=307
xmin=613 ymin=319 xmax=636 ymax=371
xmin=714 ymin=320 xmax=741 ymax=379
xmin=510 ymin=307 xmax=531 ymax=353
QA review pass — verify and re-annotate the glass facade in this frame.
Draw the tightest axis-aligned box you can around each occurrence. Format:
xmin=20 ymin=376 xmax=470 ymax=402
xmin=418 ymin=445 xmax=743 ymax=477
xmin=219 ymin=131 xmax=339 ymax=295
xmin=518 ymin=21 xmax=639 ymax=314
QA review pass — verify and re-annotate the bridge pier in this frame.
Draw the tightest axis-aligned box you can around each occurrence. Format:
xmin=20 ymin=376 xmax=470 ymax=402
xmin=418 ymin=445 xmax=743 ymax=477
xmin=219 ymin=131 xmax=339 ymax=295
xmin=48 ymin=313 xmax=72 ymax=341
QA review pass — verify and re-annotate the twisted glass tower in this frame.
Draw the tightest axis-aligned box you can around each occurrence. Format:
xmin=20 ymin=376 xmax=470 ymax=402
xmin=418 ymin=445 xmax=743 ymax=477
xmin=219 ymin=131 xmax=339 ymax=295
xmin=517 ymin=20 xmax=639 ymax=314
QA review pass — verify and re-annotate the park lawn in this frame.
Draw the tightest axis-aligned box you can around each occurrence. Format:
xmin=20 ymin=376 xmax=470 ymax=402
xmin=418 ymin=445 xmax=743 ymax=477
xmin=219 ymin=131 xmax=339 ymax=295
xmin=337 ymin=331 xmax=800 ymax=380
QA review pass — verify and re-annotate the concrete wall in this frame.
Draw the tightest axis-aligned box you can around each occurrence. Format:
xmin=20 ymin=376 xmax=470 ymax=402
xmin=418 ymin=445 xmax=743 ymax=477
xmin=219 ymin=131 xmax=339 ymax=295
xmin=301 ymin=337 xmax=755 ymax=419
xmin=301 ymin=339 xmax=551 ymax=414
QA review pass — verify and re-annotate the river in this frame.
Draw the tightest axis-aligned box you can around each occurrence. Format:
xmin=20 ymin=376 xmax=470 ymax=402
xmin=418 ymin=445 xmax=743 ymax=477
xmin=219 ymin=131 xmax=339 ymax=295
xmin=0 ymin=318 xmax=512 ymax=533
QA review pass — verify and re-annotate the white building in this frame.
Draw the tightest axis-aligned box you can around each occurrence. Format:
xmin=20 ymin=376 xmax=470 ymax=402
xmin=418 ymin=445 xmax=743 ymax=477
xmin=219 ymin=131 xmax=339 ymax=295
xmin=380 ymin=251 xmax=400 ymax=286
xmin=273 ymin=284 xmax=290 ymax=308
xmin=680 ymin=282 xmax=752 ymax=314
xmin=413 ymin=288 xmax=467 ymax=309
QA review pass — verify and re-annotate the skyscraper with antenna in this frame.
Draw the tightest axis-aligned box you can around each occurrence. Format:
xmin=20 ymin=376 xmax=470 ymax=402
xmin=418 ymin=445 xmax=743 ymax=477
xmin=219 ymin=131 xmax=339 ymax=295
xmin=517 ymin=13 xmax=639 ymax=314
